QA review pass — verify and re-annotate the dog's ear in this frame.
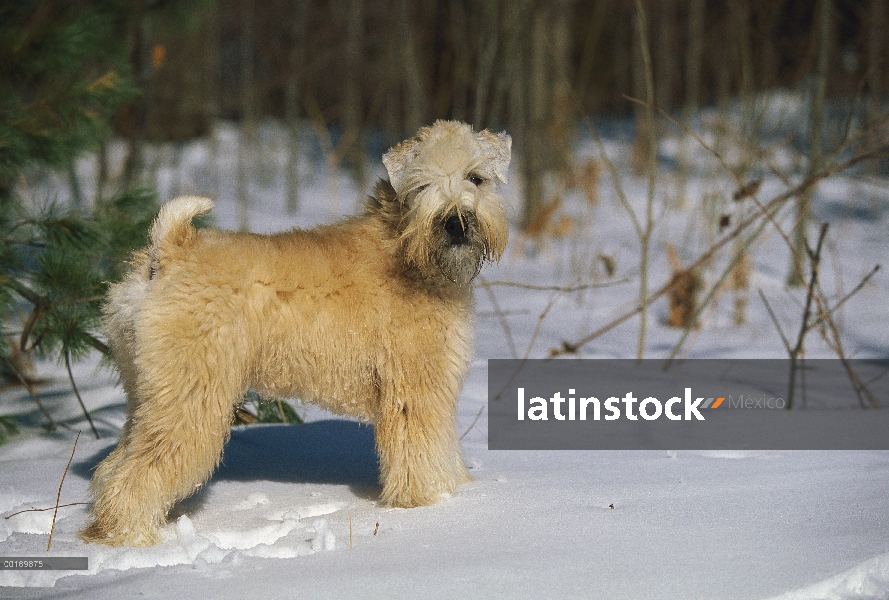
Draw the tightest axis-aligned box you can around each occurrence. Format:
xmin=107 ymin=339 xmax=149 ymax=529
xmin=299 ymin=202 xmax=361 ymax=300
xmin=383 ymin=128 xmax=428 ymax=194
xmin=475 ymin=129 xmax=512 ymax=184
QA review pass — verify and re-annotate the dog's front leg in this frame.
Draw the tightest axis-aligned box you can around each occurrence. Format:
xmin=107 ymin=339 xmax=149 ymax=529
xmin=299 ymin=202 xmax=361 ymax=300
xmin=375 ymin=378 xmax=464 ymax=507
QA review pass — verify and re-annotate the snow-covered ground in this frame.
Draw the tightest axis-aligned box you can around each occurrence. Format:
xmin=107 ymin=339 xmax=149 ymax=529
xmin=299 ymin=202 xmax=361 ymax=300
xmin=1 ymin=116 xmax=888 ymax=598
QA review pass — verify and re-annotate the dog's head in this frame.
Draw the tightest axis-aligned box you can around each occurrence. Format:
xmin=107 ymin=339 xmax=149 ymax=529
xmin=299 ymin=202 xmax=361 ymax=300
xmin=373 ymin=120 xmax=511 ymax=287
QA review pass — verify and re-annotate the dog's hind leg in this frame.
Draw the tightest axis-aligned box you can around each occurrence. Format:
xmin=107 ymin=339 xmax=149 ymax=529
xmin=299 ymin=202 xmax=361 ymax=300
xmin=82 ymin=321 xmax=246 ymax=546
xmin=87 ymin=261 xmax=151 ymax=502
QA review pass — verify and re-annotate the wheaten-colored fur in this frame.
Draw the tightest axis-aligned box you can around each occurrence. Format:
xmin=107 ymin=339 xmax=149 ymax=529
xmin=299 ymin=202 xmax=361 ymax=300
xmin=81 ymin=121 xmax=511 ymax=546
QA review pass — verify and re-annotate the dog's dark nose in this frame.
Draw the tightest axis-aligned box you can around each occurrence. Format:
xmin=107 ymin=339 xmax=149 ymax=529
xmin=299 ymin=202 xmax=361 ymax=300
xmin=444 ymin=215 xmax=466 ymax=244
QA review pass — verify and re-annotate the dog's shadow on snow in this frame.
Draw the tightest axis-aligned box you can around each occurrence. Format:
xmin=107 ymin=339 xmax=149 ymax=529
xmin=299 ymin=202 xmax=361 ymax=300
xmin=75 ymin=420 xmax=382 ymax=514
xmin=217 ymin=420 xmax=380 ymax=492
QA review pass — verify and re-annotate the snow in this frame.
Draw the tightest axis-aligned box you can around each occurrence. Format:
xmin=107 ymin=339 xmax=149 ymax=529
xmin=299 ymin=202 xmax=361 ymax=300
xmin=1 ymin=116 xmax=888 ymax=598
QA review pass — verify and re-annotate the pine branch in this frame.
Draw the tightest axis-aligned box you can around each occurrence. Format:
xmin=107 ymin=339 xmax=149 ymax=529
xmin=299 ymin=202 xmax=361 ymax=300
xmin=64 ymin=350 xmax=99 ymax=439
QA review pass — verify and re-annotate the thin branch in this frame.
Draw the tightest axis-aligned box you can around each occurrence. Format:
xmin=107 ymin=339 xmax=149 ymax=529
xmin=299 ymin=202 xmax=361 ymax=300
xmin=494 ymin=289 xmax=569 ymax=402
xmin=5 ymin=502 xmax=89 ymax=520
xmin=460 ymin=403 xmax=486 ymax=441
xmin=787 ymin=223 xmax=829 ymax=409
xmin=553 ymin=193 xmax=779 ymax=356
xmin=676 ymin=278 xmax=730 ymax=362
xmin=838 ymin=354 xmax=881 ymax=409
xmin=478 ymin=275 xmax=518 ymax=359
xmin=4 ymin=357 xmax=58 ymax=431
xmin=83 ymin=333 xmax=110 ymax=356
xmin=477 ymin=309 xmax=531 ymax=318
xmin=47 ymin=431 xmax=80 ymax=552
xmin=525 ymin=289 xmax=567 ymax=361
xmin=632 ymin=0 xmax=657 ymax=363
xmin=622 ymin=94 xmax=744 ymax=189
xmin=666 ymin=219 xmax=769 ymax=363
xmin=20 ymin=303 xmax=47 ymax=352
xmin=811 ymin=277 xmax=881 ymax=409
xmin=763 ymin=263 xmax=880 ymax=410
xmin=758 ymin=289 xmax=792 ymax=353
xmin=65 ymin=350 xmax=99 ymax=439
xmin=807 ymin=265 xmax=880 ymax=332
xmin=475 ymin=278 xmax=630 ymax=292
xmin=6 ymin=278 xmax=44 ymax=306
xmin=276 ymin=398 xmax=288 ymax=424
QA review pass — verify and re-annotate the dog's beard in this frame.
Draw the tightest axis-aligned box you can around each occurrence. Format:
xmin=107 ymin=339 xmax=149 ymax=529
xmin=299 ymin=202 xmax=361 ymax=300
xmin=399 ymin=185 xmax=508 ymax=285
xmin=433 ymin=212 xmax=485 ymax=287
xmin=436 ymin=245 xmax=483 ymax=287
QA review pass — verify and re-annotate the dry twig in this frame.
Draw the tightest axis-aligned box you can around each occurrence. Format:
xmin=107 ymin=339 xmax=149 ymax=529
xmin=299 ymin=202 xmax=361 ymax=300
xmin=460 ymin=403 xmax=486 ymax=441
xmin=786 ymin=223 xmax=829 ymax=409
xmin=476 ymin=279 xmax=629 ymax=293
xmin=47 ymin=431 xmax=80 ymax=551
xmin=5 ymin=502 xmax=89 ymax=520
xmin=478 ymin=276 xmax=518 ymax=359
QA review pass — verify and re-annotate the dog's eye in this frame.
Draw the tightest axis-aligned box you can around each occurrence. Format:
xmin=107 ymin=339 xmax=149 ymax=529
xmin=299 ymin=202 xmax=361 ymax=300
xmin=467 ymin=174 xmax=485 ymax=186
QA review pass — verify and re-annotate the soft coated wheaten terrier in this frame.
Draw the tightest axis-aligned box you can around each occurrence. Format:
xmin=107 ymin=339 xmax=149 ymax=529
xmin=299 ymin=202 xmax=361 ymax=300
xmin=81 ymin=120 xmax=511 ymax=546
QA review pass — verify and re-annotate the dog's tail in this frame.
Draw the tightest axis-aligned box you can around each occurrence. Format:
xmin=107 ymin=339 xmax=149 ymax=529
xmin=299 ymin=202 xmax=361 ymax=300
xmin=149 ymin=196 xmax=214 ymax=250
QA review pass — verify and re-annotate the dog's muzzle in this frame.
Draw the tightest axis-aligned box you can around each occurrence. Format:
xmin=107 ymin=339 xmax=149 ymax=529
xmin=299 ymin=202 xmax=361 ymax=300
xmin=435 ymin=210 xmax=484 ymax=287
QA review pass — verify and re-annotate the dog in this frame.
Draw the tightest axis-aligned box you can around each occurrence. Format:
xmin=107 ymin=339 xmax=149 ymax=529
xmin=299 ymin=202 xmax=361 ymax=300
xmin=80 ymin=120 xmax=511 ymax=546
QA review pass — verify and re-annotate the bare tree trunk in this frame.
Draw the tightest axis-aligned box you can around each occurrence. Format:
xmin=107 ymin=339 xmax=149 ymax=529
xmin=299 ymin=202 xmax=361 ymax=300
xmin=550 ymin=0 xmax=573 ymax=178
xmin=714 ymin=11 xmax=732 ymax=113
xmin=519 ymin=0 xmax=573 ymax=231
xmin=633 ymin=0 xmax=657 ymax=361
xmin=489 ymin=0 xmax=528 ymax=129
xmin=734 ymin=0 xmax=754 ymax=145
xmin=755 ymin=2 xmax=781 ymax=92
xmin=574 ymin=0 xmax=610 ymax=105
xmin=384 ymin=33 xmax=401 ymax=146
xmin=449 ymin=0 xmax=469 ymax=123
xmin=342 ymin=0 xmax=366 ymax=198
xmin=630 ymin=0 xmax=653 ymax=176
xmin=398 ymin=0 xmax=425 ymax=136
xmin=655 ymin=0 xmax=675 ymax=115
xmin=202 ymin=3 xmax=222 ymax=198
xmin=678 ymin=0 xmax=705 ymax=205
xmin=789 ymin=0 xmax=832 ymax=286
xmin=522 ymin=10 xmax=548 ymax=229
xmin=473 ymin=0 xmax=500 ymax=128
xmin=613 ymin=12 xmax=632 ymax=103
xmin=285 ymin=2 xmax=308 ymax=214
xmin=237 ymin=0 xmax=256 ymax=232
xmin=868 ymin=0 xmax=885 ymax=126
xmin=731 ymin=0 xmax=756 ymax=325
xmin=122 ymin=2 xmax=150 ymax=190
